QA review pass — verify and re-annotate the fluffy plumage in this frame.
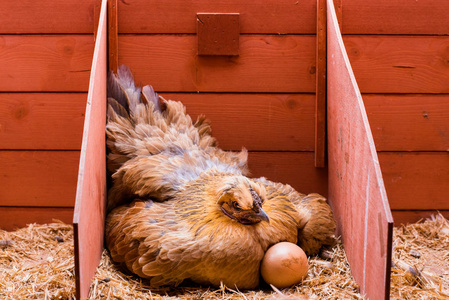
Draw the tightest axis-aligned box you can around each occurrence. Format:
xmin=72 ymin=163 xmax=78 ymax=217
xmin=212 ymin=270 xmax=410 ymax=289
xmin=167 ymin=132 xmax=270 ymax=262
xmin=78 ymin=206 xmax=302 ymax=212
xmin=105 ymin=66 xmax=336 ymax=289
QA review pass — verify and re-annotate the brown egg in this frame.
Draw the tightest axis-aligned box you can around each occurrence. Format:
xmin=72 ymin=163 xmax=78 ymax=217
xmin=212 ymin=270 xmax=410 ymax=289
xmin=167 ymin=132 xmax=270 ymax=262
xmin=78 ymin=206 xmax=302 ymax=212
xmin=260 ymin=242 xmax=309 ymax=288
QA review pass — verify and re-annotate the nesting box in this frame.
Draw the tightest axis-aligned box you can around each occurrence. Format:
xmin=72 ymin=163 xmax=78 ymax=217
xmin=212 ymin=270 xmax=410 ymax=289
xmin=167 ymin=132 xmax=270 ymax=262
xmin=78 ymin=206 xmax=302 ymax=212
xmin=0 ymin=0 xmax=448 ymax=299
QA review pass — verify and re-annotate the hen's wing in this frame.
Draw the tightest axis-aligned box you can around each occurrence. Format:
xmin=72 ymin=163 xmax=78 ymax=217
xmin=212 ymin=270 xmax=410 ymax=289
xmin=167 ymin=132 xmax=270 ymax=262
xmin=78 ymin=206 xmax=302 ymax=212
xmin=106 ymin=196 xmax=265 ymax=288
xmin=255 ymin=177 xmax=336 ymax=255
xmin=106 ymin=66 xmax=248 ymax=210
xmin=295 ymin=193 xmax=337 ymax=255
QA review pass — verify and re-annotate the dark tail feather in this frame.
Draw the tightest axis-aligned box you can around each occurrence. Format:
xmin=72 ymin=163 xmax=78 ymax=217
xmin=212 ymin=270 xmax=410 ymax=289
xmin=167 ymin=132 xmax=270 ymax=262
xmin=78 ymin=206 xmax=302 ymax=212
xmin=107 ymin=67 xmax=130 ymax=112
xmin=108 ymin=65 xmax=164 ymax=117
xmin=142 ymin=85 xmax=162 ymax=112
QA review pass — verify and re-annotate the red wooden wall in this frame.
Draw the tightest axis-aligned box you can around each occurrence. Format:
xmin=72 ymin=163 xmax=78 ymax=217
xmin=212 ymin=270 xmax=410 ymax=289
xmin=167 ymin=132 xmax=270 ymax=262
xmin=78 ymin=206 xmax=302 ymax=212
xmin=0 ymin=1 xmax=95 ymax=230
xmin=0 ymin=0 xmax=447 ymax=229
xmin=338 ymin=0 xmax=449 ymax=224
xmin=113 ymin=0 xmax=329 ymax=199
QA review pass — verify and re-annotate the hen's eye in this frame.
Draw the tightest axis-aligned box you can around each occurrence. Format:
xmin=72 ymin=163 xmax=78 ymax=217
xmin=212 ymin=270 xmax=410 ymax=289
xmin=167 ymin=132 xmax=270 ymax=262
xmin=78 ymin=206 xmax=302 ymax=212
xmin=232 ymin=201 xmax=241 ymax=210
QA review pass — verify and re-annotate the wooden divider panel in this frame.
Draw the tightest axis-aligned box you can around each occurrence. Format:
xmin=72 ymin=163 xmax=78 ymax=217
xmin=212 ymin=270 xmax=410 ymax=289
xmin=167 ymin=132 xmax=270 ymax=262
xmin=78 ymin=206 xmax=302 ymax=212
xmin=326 ymin=0 xmax=393 ymax=299
xmin=72 ymin=0 xmax=107 ymax=299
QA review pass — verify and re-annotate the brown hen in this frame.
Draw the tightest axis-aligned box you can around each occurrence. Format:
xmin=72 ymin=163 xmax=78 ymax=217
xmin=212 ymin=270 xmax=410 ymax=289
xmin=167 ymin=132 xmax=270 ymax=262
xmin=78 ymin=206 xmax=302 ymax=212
xmin=105 ymin=66 xmax=336 ymax=289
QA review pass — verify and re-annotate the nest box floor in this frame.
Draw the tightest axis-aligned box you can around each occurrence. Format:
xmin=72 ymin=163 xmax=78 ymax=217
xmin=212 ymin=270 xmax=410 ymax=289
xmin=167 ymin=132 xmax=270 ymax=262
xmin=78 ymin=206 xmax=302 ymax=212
xmin=0 ymin=216 xmax=448 ymax=299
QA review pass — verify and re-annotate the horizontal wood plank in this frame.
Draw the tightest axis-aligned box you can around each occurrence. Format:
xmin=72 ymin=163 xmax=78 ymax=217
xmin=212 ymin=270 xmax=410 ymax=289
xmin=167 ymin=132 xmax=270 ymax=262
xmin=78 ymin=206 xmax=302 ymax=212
xmin=379 ymin=152 xmax=449 ymax=210
xmin=119 ymin=35 xmax=316 ymax=93
xmin=342 ymin=0 xmax=449 ymax=35
xmin=0 ymin=93 xmax=86 ymax=150
xmin=248 ymin=152 xmax=328 ymax=197
xmin=344 ymin=36 xmax=449 ymax=93
xmin=365 ymin=94 xmax=449 ymax=151
xmin=0 ymin=0 xmax=95 ymax=34
xmin=392 ymin=210 xmax=449 ymax=226
xmin=3 ymin=151 xmax=446 ymax=212
xmin=162 ymin=93 xmax=315 ymax=151
xmin=0 ymin=207 xmax=74 ymax=231
xmin=0 ymin=35 xmax=94 ymax=92
xmin=0 ymin=151 xmax=80 ymax=207
xmin=116 ymin=0 xmax=316 ymax=34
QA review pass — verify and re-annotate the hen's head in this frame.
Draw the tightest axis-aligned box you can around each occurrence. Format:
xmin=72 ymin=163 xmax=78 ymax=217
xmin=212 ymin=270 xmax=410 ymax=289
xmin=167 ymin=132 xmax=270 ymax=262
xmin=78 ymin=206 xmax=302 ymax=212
xmin=216 ymin=176 xmax=269 ymax=225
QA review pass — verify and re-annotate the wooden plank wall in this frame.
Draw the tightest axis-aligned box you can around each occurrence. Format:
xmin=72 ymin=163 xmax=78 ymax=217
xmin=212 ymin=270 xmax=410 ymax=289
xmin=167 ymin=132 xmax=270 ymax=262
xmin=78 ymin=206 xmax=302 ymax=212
xmin=1 ymin=0 xmax=446 ymax=229
xmin=339 ymin=0 xmax=449 ymax=224
xmin=114 ymin=0 xmax=328 ymax=198
xmin=0 ymin=0 xmax=95 ymax=230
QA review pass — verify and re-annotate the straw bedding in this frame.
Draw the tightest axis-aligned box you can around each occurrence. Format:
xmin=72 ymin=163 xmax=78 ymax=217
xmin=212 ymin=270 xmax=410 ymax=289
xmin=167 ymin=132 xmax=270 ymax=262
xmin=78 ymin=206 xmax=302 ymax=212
xmin=0 ymin=214 xmax=448 ymax=299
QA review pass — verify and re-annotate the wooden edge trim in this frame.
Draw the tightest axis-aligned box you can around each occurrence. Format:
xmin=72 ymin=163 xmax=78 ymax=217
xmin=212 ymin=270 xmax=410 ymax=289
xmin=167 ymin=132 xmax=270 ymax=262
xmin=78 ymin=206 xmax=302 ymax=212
xmin=385 ymin=221 xmax=393 ymax=300
xmin=108 ymin=0 xmax=118 ymax=73
xmin=315 ymin=0 xmax=327 ymax=167
xmin=73 ymin=223 xmax=81 ymax=300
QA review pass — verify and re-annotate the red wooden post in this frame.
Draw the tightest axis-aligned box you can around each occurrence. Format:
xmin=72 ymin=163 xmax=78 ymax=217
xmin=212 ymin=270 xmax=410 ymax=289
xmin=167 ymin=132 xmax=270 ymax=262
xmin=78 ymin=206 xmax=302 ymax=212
xmin=108 ymin=0 xmax=118 ymax=73
xmin=326 ymin=0 xmax=393 ymax=299
xmin=315 ymin=0 xmax=327 ymax=167
xmin=73 ymin=0 xmax=107 ymax=298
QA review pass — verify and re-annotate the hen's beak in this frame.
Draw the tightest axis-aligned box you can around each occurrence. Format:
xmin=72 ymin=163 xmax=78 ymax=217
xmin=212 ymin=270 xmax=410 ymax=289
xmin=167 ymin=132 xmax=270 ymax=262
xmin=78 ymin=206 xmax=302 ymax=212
xmin=255 ymin=208 xmax=270 ymax=223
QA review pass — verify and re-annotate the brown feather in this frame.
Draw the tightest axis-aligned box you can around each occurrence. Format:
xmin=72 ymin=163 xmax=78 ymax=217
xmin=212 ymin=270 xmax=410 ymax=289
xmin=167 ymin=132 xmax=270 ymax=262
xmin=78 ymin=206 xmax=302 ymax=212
xmin=105 ymin=66 xmax=336 ymax=289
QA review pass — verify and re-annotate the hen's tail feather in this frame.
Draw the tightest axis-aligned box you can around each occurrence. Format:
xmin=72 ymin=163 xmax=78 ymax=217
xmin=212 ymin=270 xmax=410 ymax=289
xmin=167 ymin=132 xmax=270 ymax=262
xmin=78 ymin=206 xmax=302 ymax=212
xmin=108 ymin=65 xmax=161 ymax=117
xmin=106 ymin=66 xmax=249 ymax=210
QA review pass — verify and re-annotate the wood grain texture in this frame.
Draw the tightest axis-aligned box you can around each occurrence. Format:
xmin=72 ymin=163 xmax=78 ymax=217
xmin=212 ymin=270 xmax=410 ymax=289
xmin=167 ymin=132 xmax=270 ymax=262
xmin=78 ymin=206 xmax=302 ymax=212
xmin=379 ymin=152 xmax=449 ymax=210
xmin=0 ymin=151 xmax=79 ymax=207
xmin=315 ymin=0 xmax=327 ymax=167
xmin=108 ymin=0 xmax=118 ymax=73
xmin=73 ymin=0 xmax=107 ymax=298
xmin=0 ymin=0 xmax=95 ymax=34
xmin=248 ymin=152 xmax=328 ymax=197
xmin=344 ymin=36 xmax=449 ymax=94
xmin=0 ymin=35 xmax=94 ymax=92
xmin=0 ymin=207 xmax=74 ymax=231
xmin=118 ymin=34 xmax=316 ymax=93
xmin=365 ymin=94 xmax=449 ymax=152
xmin=116 ymin=0 xmax=316 ymax=34
xmin=161 ymin=93 xmax=315 ymax=151
xmin=327 ymin=1 xmax=393 ymax=299
xmin=197 ymin=13 xmax=240 ymax=56
xmin=0 ymin=93 xmax=86 ymax=150
xmin=342 ymin=0 xmax=449 ymax=35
